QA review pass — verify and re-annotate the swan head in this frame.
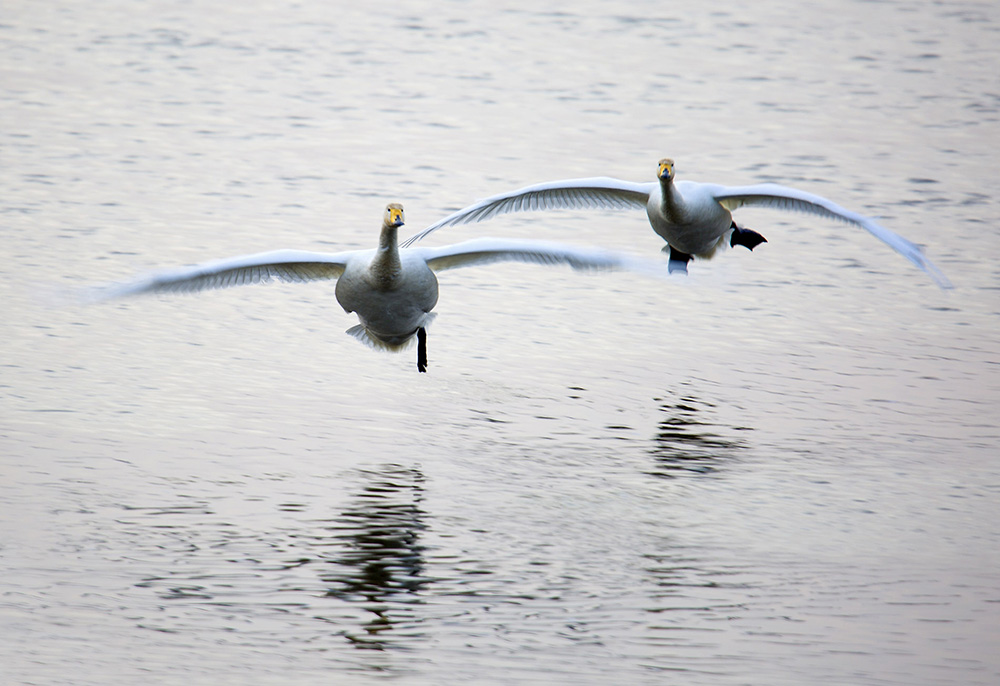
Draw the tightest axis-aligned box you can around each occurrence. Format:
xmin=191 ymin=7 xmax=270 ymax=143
xmin=384 ymin=203 xmax=405 ymax=228
xmin=657 ymin=158 xmax=675 ymax=182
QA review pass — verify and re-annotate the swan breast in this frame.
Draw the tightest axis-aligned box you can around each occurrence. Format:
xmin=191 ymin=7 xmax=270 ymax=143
xmin=335 ymin=251 xmax=439 ymax=341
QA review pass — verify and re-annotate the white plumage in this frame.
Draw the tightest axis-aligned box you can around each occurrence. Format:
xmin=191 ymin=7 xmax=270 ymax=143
xmin=402 ymin=159 xmax=951 ymax=289
xmin=89 ymin=203 xmax=664 ymax=372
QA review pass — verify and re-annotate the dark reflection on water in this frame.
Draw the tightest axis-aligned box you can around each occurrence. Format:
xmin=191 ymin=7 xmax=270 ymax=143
xmin=314 ymin=463 xmax=429 ymax=650
xmin=127 ymin=464 xmax=432 ymax=653
xmin=648 ymin=391 xmax=751 ymax=478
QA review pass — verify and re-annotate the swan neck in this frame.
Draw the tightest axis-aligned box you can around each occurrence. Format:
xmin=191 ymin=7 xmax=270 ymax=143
xmin=660 ymin=176 xmax=678 ymax=203
xmin=372 ymin=222 xmax=401 ymax=285
xmin=659 ymin=176 xmax=684 ymax=218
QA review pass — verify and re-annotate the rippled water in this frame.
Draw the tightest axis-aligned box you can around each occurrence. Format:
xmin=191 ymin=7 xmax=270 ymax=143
xmin=3 ymin=1 xmax=999 ymax=684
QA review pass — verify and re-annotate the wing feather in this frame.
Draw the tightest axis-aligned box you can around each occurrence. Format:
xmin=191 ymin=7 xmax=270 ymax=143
xmin=712 ymin=183 xmax=952 ymax=288
xmin=414 ymin=237 xmax=667 ymax=278
xmin=402 ymin=178 xmax=653 ymax=247
xmin=88 ymin=249 xmax=353 ymax=301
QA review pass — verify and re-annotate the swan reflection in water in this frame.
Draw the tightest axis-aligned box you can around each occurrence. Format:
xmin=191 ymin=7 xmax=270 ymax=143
xmin=317 ymin=463 xmax=428 ymax=650
xmin=648 ymin=391 xmax=751 ymax=478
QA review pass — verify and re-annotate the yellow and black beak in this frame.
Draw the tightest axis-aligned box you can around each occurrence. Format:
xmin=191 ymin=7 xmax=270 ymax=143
xmin=386 ymin=205 xmax=405 ymax=227
xmin=658 ymin=160 xmax=674 ymax=181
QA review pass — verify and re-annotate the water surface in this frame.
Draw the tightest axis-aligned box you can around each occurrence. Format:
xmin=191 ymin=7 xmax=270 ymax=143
xmin=2 ymin=1 xmax=999 ymax=684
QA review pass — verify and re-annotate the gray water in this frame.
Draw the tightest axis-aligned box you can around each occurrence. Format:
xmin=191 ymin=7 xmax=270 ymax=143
xmin=2 ymin=1 xmax=999 ymax=684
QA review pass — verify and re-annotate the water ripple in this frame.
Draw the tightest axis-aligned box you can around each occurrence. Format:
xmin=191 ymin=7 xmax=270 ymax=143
xmin=647 ymin=392 xmax=751 ymax=479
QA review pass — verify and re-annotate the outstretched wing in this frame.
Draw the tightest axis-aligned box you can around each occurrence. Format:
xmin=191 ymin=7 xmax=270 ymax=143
xmin=413 ymin=237 xmax=667 ymax=278
xmin=402 ymin=177 xmax=654 ymax=247
xmin=711 ymin=182 xmax=951 ymax=289
xmin=87 ymin=249 xmax=354 ymax=301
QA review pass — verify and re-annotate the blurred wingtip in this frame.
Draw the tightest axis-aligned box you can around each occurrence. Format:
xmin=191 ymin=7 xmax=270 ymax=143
xmin=32 ymin=280 xmax=109 ymax=309
xmin=913 ymin=250 xmax=952 ymax=290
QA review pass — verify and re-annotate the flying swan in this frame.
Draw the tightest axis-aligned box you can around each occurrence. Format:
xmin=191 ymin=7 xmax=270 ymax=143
xmin=402 ymin=159 xmax=951 ymax=288
xmin=89 ymin=203 xmax=663 ymax=372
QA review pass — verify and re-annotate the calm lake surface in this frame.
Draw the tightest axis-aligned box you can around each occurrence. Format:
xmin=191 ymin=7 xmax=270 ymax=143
xmin=2 ymin=1 xmax=999 ymax=684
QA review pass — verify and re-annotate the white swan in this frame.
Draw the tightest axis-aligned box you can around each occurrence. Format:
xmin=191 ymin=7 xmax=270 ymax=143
xmin=90 ymin=203 xmax=662 ymax=372
xmin=402 ymin=159 xmax=951 ymax=288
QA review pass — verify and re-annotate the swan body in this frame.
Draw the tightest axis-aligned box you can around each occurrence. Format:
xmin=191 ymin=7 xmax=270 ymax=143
xmin=334 ymin=205 xmax=439 ymax=348
xmin=90 ymin=203 xmax=663 ymax=372
xmin=402 ymin=159 xmax=951 ymax=288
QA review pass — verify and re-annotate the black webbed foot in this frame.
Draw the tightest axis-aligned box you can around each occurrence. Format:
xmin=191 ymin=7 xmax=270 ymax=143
xmin=667 ymin=246 xmax=692 ymax=274
xmin=416 ymin=327 xmax=428 ymax=373
xmin=730 ymin=222 xmax=767 ymax=251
